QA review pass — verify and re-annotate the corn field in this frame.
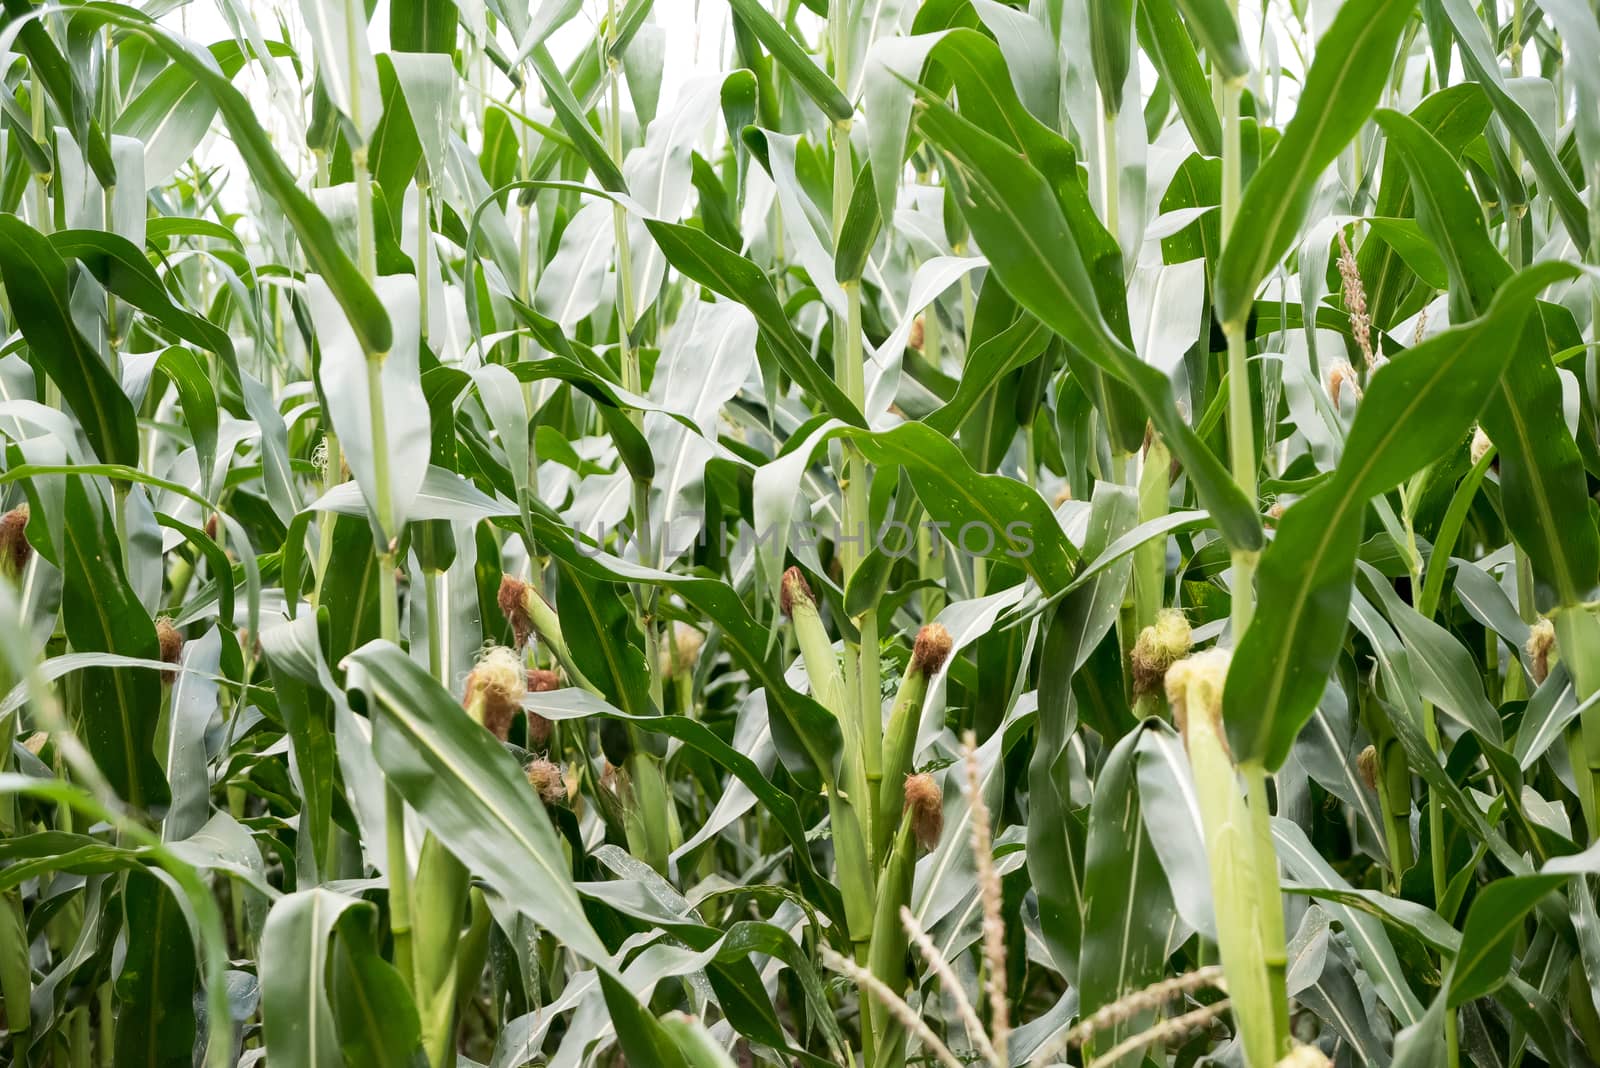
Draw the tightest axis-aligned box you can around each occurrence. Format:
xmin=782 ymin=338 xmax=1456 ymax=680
xmin=2 ymin=0 xmax=1600 ymax=1063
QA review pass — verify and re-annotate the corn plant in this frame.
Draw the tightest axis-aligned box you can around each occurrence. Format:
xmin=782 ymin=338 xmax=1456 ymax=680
xmin=4 ymin=0 xmax=1600 ymax=1063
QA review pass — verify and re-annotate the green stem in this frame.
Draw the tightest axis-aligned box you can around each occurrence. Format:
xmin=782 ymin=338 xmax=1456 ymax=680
xmin=0 ymin=891 xmax=31 ymax=1062
xmin=1373 ymin=747 xmax=1408 ymax=891
xmin=1422 ymin=701 xmax=1459 ymax=1066
xmin=347 ymin=0 xmax=417 ymax=989
xmin=97 ymin=983 xmax=111 ymax=1066
xmin=417 ymin=182 xmax=432 ymax=347
xmin=1186 ymin=693 xmax=1274 ymax=1068
xmin=1216 ymin=44 xmax=1284 ymax=1064
xmin=1219 ymin=74 xmax=1257 ymax=638
xmin=1556 ymin=607 xmax=1600 ymax=841
xmin=1242 ymin=763 xmax=1290 ymax=1055
xmin=603 ymin=0 xmax=672 ymax=876
xmin=1102 ymin=105 xmax=1119 ymax=252
xmin=412 ymin=832 xmax=468 ymax=1068
xmin=312 ymin=432 xmax=342 ymax=604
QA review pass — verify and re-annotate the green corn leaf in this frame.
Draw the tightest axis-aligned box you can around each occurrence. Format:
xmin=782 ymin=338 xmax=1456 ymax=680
xmin=1377 ymin=107 xmax=1600 ymax=608
xmin=71 ymin=4 xmax=392 ymax=354
xmin=1213 ymin=0 xmax=1418 ymax=328
xmin=912 ymin=93 xmax=1263 ymax=549
xmin=344 ymin=640 xmax=614 ymax=967
xmin=0 ymin=215 xmax=140 ymax=466
xmin=1224 ymin=261 xmax=1576 ymax=768
xmin=725 ymin=0 xmax=852 ymax=121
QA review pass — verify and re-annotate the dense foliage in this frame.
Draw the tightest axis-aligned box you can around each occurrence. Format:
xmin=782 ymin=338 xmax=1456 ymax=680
xmin=1 ymin=0 xmax=1599 ymax=1064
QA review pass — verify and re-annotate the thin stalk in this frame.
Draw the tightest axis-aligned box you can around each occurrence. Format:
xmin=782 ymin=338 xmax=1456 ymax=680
xmin=0 ymin=891 xmax=30 ymax=1062
xmin=97 ymin=981 xmax=111 ymax=1066
xmin=1422 ymin=701 xmax=1458 ymax=1066
xmin=312 ymin=433 xmax=342 ymax=604
xmin=1101 ymin=105 xmax=1119 ymax=252
xmin=30 ymin=70 xmax=51 ymax=251
xmin=1506 ymin=549 xmax=1536 ymax=701
xmin=603 ymin=0 xmax=672 ymax=872
xmin=1408 ymin=483 xmax=1459 ymax=1068
xmin=1557 ymin=608 xmax=1600 ymax=842
xmin=68 ymin=1004 xmax=88 ymax=1068
xmin=347 ymin=0 xmax=415 ymax=989
xmin=842 ymin=280 xmax=880 ymax=841
xmin=823 ymin=0 xmax=878 ymax=857
xmin=1216 ymin=38 xmax=1285 ymax=1063
xmin=1241 ymin=763 xmax=1290 ymax=1052
xmin=1219 ymin=74 xmax=1256 ymax=638
xmin=1372 ymin=749 xmax=1408 ymax=892
xmin=100 ymin=27 xmax=118 ymax=361
xmin=413 ymin=576 xmax=468 ymax=1068
xmin=826 ymin=19 xmax=878 ymax=1047
xmin=417 ymin=182 xmax=432 ymax=347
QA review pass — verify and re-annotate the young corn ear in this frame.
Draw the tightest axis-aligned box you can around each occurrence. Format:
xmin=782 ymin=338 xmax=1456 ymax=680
xmin=1470 ymin=425 xmax=1493 ymax=465
xmin=0 ymin=505 xmax=30 ymax=581
xmin=525 ymin=758 xmax=568 ymax=806
xmin=876 ymin=623 xmax=951 ymax=857
xmin=1526 ymin=617 xmax=1556 ymax=685
xmin=156 ymin=617 xmax=184 ymax=683
xmin=498 ymin=573 xmax=535 ymax=647
xmin=658 ymin=622 xmax=704 ymax=678
xmin=1167 ymin=649 xmax=1277 ymax=1068
xmin=782 ymin=565 xmax=876 ymax=957
xmin=867 ymin=773 xmax=944 ymax=1065
xmin=463 ymin=646 xmax=526 ymax=741
xmin=1130 ymin=609 xmax=1192 ymax=701
xmin=782 ymin=566 xmax=847 ymax=713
